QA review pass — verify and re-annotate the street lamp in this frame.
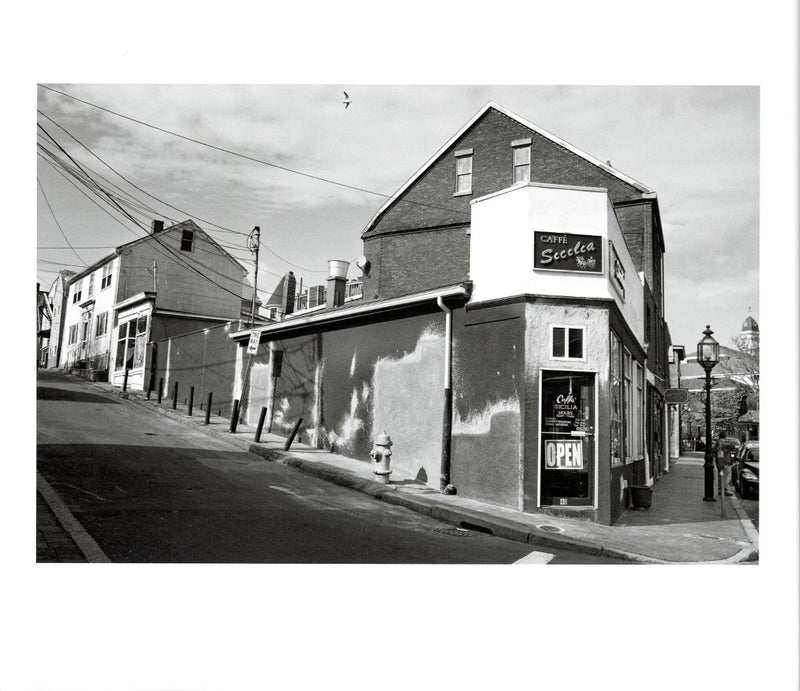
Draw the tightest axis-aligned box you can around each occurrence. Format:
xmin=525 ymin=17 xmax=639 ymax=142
xmin=697 ymin=325 xmax=720 ymax=501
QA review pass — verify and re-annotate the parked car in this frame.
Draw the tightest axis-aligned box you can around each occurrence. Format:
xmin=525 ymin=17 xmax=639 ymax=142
xmin=731 ymin=441 xmax=759 ymax=499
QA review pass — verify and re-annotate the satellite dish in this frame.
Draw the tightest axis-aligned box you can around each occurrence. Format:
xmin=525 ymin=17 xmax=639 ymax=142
xmin=355 ymin=255 xmax=370 ymax=272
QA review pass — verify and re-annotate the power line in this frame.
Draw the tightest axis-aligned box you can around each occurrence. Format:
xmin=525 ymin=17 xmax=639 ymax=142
xmin=36 ymin=176 xmax=85 ymax=265
xmin=38 ymin=110 xmax=326 ymax=274
xmin=38 ymin=85 xmax=473 ymax=227
xmin=37 ymin=128 xmax=259 ymax=302
xmin=39 ymin=132 xmax=293 ymax=285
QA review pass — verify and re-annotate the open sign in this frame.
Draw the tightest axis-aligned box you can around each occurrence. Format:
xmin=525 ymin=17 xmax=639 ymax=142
xmin=544 ymin=439 xmax=584 ymax=469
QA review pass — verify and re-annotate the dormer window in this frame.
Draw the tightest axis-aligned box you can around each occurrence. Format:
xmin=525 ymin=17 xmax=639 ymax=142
xmin=181 ymin=229 xmax=194 ymax=252
xmin=454 ymin=149 xmax=473 ymax=195
xmin=512 ymin=139 xmax=531 ymax=184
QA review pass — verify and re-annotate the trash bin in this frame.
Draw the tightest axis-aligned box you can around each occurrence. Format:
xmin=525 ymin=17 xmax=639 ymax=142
xmin=630 ymin=486 xmax=653 ymax=510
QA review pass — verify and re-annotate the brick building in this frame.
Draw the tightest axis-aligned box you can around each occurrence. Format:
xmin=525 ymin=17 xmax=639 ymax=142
xmin=228 ymin=102 xmax=672 ymax=524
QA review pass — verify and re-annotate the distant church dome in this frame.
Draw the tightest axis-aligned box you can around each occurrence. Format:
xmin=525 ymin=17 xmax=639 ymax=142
xmin=741 ymin=315 xmax=759 ymax=332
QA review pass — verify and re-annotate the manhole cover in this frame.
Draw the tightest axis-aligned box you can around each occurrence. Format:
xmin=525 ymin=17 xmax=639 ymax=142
xmin=537 ymin=525 xmax=564 ymax=534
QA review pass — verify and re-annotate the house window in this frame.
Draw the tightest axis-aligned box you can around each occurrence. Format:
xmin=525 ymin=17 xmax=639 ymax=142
xmin=88 ymin=273 xmax=95 ymax=298
xmin=512 ymin=141 xmax=531 ymax=184
xmin=610 ymin=333 xmax=622 ymax=465
xmin=96 ymin=312 xmax=108 ymax=337
xmin=101 ymin=264 xmax=112 ymax=290
xmin=552 ymin=326 xmax=584 ymax=359
xmin=454 ymin=149 xmax=473 ymax=195
xmin=181 ymin=229 xmax=194 ymax=252
xmin=72 ymin=285 xmax=82 ymax=303
xmin=68 ymin=324 xmax=78 ymax=345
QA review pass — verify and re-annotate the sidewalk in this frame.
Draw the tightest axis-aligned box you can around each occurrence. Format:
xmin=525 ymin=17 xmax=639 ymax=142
xmin=58 ymin=376 xmax=758 ymax=564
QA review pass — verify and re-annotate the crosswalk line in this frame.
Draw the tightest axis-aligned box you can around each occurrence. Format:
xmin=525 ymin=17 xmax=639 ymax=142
xmin=514 ymin=550 xmax=555 ymax=564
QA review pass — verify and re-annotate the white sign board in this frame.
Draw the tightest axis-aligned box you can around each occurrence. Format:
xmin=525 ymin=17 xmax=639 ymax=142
xmin=247 ymin=330 xmax=260 ymax=355
xmin=544 ymin=439 xmax=584 ymax=469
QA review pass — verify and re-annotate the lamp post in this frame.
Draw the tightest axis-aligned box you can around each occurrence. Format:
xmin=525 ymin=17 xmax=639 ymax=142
xmin=697 ymin=325 xmax=720 ymax=501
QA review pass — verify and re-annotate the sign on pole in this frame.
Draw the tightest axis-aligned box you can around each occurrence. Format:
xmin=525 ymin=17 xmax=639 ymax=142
xmin=247 ymin=330 xmax=260 ymax=355
xmin=664 ymin=388 xmax=690 ymax=405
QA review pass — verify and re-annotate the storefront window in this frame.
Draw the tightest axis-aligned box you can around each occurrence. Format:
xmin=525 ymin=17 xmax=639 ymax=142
xmin=115 ymin=315 xmax=148 ymax=371
xmin=610 ymin=334 xmax=622 ymax=465
xmin=133 ymin=316 xmax=148 ymax=368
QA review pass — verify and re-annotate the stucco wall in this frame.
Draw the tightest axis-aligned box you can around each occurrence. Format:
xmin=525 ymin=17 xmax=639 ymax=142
xmin=451 ymin=302 xmax=524 ymax=508
xmin=153 ymin=322 xmax=240 ymax=418
xmin=246 ymin=312 xmax=447 ymax=486
xmin=522 ymin=300 xmax=611 ymax=522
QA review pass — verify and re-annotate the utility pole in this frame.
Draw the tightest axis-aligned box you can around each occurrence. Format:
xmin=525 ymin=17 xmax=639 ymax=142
xmin=247 ymin=226 xmax=261 ymax=327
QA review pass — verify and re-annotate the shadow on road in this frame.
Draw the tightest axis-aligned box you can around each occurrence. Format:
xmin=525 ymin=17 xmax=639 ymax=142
xmin=37 ymin=387 xmax=121 ymax=404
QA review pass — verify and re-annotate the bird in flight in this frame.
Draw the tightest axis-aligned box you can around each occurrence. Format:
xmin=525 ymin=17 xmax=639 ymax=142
xmin=343 ymin=91 xmax=352 ymax=109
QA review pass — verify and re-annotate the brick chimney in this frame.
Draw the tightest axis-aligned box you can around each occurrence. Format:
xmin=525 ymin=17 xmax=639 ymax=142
xmin=151 ymin=219 xmax=165 ymax=234
xmin=326 ymin=260 xmax=350 ymax=309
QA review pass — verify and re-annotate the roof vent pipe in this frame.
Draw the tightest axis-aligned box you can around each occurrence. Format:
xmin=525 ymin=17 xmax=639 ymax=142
xmin=326 ymin=260 xmax=350 ymax=309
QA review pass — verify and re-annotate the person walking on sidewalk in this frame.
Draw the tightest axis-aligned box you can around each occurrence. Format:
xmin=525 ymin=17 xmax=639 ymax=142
xmin=716 ymin=433 xmax=736 ymax=497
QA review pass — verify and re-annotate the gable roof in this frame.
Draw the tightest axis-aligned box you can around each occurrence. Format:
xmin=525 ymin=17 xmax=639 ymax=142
xmin=362 ymin=101 xmax=655 ymax=237
xmin=66 ymin=220 xmax=247 ymax=284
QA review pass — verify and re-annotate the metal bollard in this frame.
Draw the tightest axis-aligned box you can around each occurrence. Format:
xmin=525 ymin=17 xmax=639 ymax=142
xmin=254 ymin=407 xmax=268 ymax=443
xmin=171 ymin=382 xmax=178 ymax=410
xmin=204 ymin=392 xmax=212 ymax=425
xmin=157 ymin=378 xmax=164 ymax=404
xmin=229 ymin=399 xmax=240 ymax=433
xmin=188 ymin=386 xmax=194 ymax=417
xmin=284 ymin=417 xmax=304 ymax=450
xmin=122 ymin=367 xmax=129 ymax=392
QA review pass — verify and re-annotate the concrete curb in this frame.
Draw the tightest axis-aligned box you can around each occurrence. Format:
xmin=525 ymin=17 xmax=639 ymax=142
xmin=88 ymin=380 xmax=759 ymax=564
xmin=37 ymin=472 xmax=110 ymax=563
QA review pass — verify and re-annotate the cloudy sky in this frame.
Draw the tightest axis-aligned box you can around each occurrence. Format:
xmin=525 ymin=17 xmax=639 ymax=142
xmin=37 ymin=83 xmax=758 ymax=348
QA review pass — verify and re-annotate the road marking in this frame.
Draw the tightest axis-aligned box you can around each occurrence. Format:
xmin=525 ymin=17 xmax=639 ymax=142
xmin=269 ymin=485 xmax=300 ymax=496
xmin=513 ymin=550 xmax=555 ymax=564
xmin=60 ymin=483 xmax=107 ymax=502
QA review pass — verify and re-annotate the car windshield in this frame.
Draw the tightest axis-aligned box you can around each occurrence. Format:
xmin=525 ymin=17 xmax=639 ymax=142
xmin=746 ymin=447 xmax=759 ymax=461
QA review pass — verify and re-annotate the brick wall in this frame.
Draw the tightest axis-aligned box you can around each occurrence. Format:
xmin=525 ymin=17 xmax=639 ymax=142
xmin=361 ymin=226 xmax=470 ymax=300
xmin=366 ymin=108 xmax=644 ymax=238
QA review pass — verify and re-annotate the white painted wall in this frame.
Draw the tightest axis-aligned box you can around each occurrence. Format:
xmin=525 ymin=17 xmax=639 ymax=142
xmin=469 ymin=183 xmax=644 ymax=345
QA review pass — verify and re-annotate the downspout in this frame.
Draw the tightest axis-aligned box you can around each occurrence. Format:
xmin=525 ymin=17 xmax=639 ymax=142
xmin=437 ymin=296 xmax=456 ymax=494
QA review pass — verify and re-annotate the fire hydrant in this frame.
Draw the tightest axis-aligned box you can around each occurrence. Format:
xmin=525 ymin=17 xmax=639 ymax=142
xmin=370 ymin=432 xmax=393 ymax=484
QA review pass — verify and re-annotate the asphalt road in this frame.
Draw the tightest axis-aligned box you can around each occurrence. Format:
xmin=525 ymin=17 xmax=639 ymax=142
xmin=37 ymin=370 xmax=630 ymax=564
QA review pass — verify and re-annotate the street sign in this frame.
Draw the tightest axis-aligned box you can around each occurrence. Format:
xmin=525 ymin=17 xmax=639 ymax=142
xmin=664 ymin=388 xmax=690 ymax=404
xmin=247 ymin=330 xmax=260 ymax=355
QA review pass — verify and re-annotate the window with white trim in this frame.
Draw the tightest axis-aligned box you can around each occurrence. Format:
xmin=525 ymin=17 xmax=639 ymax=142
xmin=552 ymin=326 xmax=584 ymax=360
xmin=88 ymin=273 xmax=95 ymax=298
xmin=454 ymin=150 xmax=473 ymax=195
xmin=68 ymin=323 xmax=78 ymax=345
xmin=512 ymin=142 xmax=531 ymax=184
xmin=72 ymin=282 xmax=82 ymax=303
xmin=96 ymin=312 xmax=108 ymax=338
xmin=101 ymin=264 xmax=112 ymax=290
xmin=181 ymin=229 xmax=194 ymax=251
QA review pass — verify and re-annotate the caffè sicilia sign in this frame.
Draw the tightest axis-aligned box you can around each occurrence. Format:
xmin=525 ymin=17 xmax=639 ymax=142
xmin=534 ymin=231 xmax=603 ymax=274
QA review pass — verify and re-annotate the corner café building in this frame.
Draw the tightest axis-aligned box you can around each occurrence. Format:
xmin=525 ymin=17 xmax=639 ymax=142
xmin=233 ymin=182 xmax=649 ymax=525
